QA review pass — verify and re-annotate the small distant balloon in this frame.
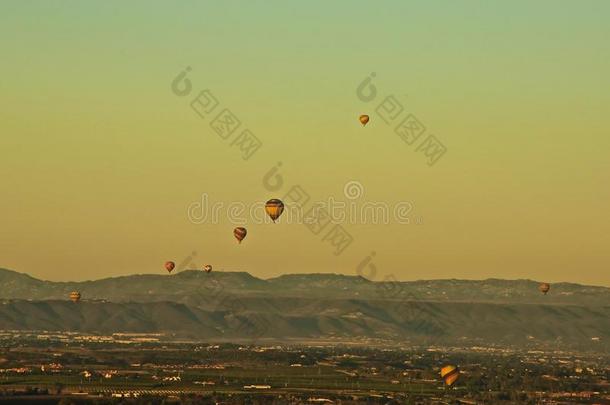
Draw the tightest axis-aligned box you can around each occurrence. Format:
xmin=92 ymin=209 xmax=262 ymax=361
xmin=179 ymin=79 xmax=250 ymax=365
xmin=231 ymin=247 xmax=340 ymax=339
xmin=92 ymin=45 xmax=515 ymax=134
xmin=203 ymin=264 xmax=212 ymax=273
xmin=165 ymin=261 xmax=175 ymax=273
xmin=538 ymin=282 xmax=550 ymax=295
xmin=440 ymin=365 xmax=460 ymax=386
xmin=265 ymin=199 xmax=285 ymax=223
xmin=69 ymin=291 xmax=81 ymax=303
xmin=359 ymin=114 xmax=370 ymax=126
xmin=234 ymin=227 xmax=247 ymax=243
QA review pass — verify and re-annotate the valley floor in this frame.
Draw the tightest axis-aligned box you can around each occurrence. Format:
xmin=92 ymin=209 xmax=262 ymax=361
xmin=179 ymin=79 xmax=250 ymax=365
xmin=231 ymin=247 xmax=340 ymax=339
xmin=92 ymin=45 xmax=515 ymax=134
xmin=0 ymin=332 xmax=608 ymax=404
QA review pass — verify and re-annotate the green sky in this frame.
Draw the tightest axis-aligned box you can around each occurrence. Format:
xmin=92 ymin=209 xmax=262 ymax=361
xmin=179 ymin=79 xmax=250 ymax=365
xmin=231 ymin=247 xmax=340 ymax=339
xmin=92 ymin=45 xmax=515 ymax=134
xmin=1 ymin=1 xmax=609 ymax=285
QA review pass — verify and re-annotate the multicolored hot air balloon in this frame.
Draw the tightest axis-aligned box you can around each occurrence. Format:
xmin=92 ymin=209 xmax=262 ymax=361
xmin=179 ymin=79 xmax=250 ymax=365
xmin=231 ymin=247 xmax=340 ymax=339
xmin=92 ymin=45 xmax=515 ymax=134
xmin=539 ymin=282 xmax=550 ymax=295
xmin=440 ymin=365 xmax=460 ymax=386
xmin=359 ymin=114 xmax=370 ymax=126
xmin=69 ymin=291 xmax=81 ymax=303
xmin=203 ymin=264 xmax=212 ymax=273
xmin=265 ymin=199 xmax=285 ymax=223
xmin=165 ymin=261 xmax=175 ymax=274
xmin=234 ymin=227 xmax=247 ymax=243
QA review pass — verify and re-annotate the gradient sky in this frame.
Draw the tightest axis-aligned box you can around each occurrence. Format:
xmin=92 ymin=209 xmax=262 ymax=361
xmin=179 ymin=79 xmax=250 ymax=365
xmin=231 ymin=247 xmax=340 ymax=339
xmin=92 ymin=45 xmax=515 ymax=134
xmin=1 ymin=1 xmax=609 ymax=285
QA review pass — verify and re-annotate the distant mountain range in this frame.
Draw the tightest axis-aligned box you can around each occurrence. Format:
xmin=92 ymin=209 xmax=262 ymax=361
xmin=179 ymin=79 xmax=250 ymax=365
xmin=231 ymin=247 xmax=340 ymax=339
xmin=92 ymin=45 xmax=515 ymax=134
xmin=0 ymin=268 xmax=608 ymax=349
xmin=1 ymin=268 xmax=608 ymax=305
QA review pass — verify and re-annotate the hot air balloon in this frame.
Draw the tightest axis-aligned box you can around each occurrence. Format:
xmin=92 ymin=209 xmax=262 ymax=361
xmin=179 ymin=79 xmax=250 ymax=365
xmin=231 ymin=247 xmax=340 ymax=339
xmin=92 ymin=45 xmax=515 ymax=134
xmin=69 ymin=291 xmax=81 ymax=303
xmin=539 ymin=282 xmax=550 ymax=295
xmin=234 ymin=227 xmax=247 ymax=243
xmin=265 ymin=199 xmax=284 ymax=223
xmin=165 ymin=261 xmax=175 ymax=274
xmin=440 ymin=365 xmax=460 ymax=386
xmin=359 ymin=114 xmax=370 ymax=126
xmin=203 ymin=264 xmax=212 ymax=273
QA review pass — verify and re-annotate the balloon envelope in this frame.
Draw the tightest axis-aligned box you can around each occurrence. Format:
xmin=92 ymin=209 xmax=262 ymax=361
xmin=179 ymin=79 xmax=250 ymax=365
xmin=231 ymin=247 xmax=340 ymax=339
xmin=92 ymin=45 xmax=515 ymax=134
xmin=265 ymin=199 xmax=285 ymax=223
xmin=359 ymin=114 xmax=370 ymax=126
xmin=203 ymin=264 xmax=212 ymax=273
xmin=440 ymin=365 xmax=459 ymax=386
xmin=539 ymin=282 xmax=550 ymax=295
xmin=165 ymin=261 xmax=175 ymax=273
xmin=234 ymin=227 xmax=247 ymax=243
xmin=69 ymin=291 xmax=81 ymax=303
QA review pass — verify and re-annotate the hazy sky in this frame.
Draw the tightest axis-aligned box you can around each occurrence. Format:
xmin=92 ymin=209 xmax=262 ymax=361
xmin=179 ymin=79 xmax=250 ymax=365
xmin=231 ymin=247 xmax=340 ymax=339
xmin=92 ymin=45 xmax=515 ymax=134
xmin=1 ymin=1 xmax=609 ymax=285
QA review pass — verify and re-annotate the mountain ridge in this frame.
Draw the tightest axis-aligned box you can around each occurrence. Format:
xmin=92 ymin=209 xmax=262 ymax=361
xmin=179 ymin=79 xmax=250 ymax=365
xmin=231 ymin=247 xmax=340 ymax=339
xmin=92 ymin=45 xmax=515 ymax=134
xmin=1 ymin=268 xmax=609 ymax=305
xmin=2 ymin=267 xmax=609 ymax=288
xmin=1 ymin=268 xmax=608 ymax=304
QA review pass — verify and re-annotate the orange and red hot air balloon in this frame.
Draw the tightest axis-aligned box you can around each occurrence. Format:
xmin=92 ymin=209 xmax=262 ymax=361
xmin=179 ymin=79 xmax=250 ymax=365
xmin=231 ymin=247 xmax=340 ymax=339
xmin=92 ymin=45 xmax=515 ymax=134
xmin=265 ymin=199 xmax=285 ymax=223
xmin=165 ymin=261 xmax=175 ymax=274
xmin=69 ymin=291 xmax=81 ymax=303
xmin=359 ymin=114 xmax=370 ymax=126
xmin=234 ymin=227 xmax=247 ymax=243
xmin=440 ymin=365 xmax=460 ymax=386
xmin=539 ymin=282 xmax=550 ymax=295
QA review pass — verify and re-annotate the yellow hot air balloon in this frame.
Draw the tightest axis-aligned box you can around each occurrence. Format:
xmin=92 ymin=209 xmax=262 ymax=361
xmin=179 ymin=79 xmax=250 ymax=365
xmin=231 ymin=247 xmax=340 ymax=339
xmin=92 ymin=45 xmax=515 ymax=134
xmin=203 ymin=264 xmax=212 ymax=273
xmin=69 ymin=291 xmax=81 ymax=303
xmin=359 ymin=114 xmax=370 ymax=126
xmin=265 ymin=199 xmax=284 ymax=223
xmin=539 ymin=282 xmax=550 ymax=295
xmin=234 ymin=227 xmax=247 ymax=243
xmin=440 ymin=365 xmax=460 ymax=386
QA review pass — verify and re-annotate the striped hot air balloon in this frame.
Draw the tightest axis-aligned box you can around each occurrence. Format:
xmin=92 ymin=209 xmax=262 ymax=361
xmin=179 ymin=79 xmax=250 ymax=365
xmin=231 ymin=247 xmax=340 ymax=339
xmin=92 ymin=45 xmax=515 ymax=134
xmin=265 ymin=199 xmax=284 ymax=223
xmin=234 ymin=227 xmax=247 ymax=243
xmin=539 ymin=282 xmax=550 ymax=295
xmin=203 ymin=264 xmax=212 ymax=273
xmin=440 ymin=365 xmax=460 ymax=386
xmin=69 ymin=291 xmax=81 ymax=303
